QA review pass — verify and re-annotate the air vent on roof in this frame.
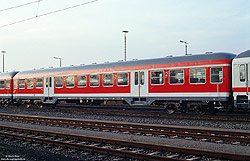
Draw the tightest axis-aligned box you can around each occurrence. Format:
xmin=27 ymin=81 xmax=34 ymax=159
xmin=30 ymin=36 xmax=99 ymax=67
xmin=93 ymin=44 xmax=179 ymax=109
xmin=49 ymin=67 xmax=53 ymax=68
xmin=205 ymin=52 xmax=213 ymax=54
xmin=80 ymin=64 xmax=85 ymax=66
xmin=186 ymin=54 xmax=192 ymax=55
xmin=92 ymin=63 xmax=97 ymax=64
xmin=166 ymin=55 xmax=173 ymax=57
xmin=40 ymin=68 xmax=44 ymax=69
xmin=70 ymin=65 xmax=74 ymax=66
xmin=132 ymin=59 xmax=138 ymax=61
xmin=33 ymin=68 xmax=36 ymax=70
xmin=104 ymin=61 xmax=109 ymax=63
xmin=118 ymin=60 xmax=124 ymax=62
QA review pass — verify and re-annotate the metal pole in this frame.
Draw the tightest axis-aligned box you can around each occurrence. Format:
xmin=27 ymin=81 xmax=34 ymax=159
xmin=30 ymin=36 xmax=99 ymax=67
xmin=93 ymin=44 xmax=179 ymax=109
xmin=3 ymin=53 xmax=4 ymax=72
xmin=185 ymin=44 xmax=187 ymax=55
xmin=180 ymin=40 xmax=188 ymax=55
xmin=53 ymin=57 xmax=63 ymax=67
xmin=122 ymin=30 xmax=128 ymax=61
xmin=1 ymin=51 xmax=6 ymax=72
xmin=124 ymin=34 xmax=127 ymax=61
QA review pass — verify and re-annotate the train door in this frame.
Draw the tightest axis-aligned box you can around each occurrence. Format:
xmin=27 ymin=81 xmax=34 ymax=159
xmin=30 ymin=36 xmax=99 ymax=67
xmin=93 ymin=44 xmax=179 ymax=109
xmin=44 ymin=76 xmax=54 ymax=99
xmin=131 ymin=70 xmax=148 ymax=102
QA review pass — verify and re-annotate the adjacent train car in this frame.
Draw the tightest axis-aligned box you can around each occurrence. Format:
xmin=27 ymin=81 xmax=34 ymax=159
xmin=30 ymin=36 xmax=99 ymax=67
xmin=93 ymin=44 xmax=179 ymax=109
xmin=11 ymin=51 xmax=237 ymax=113
xmin=0 ymin=71 xmax=19 ymax=106
xmin=232 ymin=50 xmax=250 ymax=108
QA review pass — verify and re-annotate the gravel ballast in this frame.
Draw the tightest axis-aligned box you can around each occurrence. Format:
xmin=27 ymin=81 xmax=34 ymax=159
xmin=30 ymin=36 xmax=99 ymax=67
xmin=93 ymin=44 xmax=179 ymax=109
xmin=0 ymin=107 xmax=249 ymax=160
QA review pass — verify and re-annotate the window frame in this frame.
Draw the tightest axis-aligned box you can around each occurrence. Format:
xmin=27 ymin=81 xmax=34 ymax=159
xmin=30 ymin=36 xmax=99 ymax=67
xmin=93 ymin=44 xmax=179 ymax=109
xmin=135 ymin=72 xmax=139 ymax=85
xmin=55 ymin=76 xmax=64 ymax=88
xmin=103 ymin=73 xmax=114 ymax=87
xmin=35 ymin=78 xmax=43 ymax=88
xmin=90 ymin=74 xmax=100 ymax=87
xmin=150 ymin=70 xmax=164 ymax=85
xmin=66 ymin=75 xmax=75 ymax=88
xmin=189 ymin=68 xmax=206 ymax=84
xmin=5 ymin=79 xmax=10 ymax=89
xmin=77 ymin=75 xmax=87 ymax=88
xmin=0 ymin=80 xmax=5 ymax=89
xmin=210 ymin=67 xmax=223 ymax=84
xmin=169 ymin=69 xmax=184 ymax=85
xmin=14 ymin=79 xmax=18 ymax=89
xmin=117 ymin=72 xmax=129 ymax=86
xmin=27 ymin=78 xmax=34 ymax=89
xmin=239 ymin=64 xmax=246 ymax=82
xmin=19 ymin=79 xmax=25 ymax=89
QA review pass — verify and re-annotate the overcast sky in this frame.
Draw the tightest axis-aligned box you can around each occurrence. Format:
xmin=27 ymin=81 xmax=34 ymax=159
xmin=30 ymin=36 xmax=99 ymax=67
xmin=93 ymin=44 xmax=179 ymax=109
xmin=0 ymin=0 xmax=249 ymax=72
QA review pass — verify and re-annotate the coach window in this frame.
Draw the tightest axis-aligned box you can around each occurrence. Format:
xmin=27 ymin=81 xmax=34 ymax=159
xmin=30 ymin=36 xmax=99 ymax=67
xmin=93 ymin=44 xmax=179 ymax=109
xmin=27 ymin=78 xmax=34 ymax=89
xmin=117 ymin=73 xmax=129 ymax=86
xmin=90 ymin=74 xmax=100 ymax=87
xmin=77 ymin=75 xmax=86 ymax=87
xmin=135 ymin=72 xmax=138 ymax=85
xmin=55 ymin=77 xmax=63 ymax=88
xmin=170 ymin=70 xmax=184 ymax=84
xmin=0 ymin=80 xmax=4 ymax=89
xmin=190 ymin=68 xmax=206 ymax=84
xmin=151 ymin=71 xmax=164 ymax=85
xmin=239 ymin=64 xmax=246 ymax=82
xmin=211 ymin=67 xmax=223 ymax=83
xmin=19 ymin=79 xmax=25 ymax=89
xmin=6 ymin=80 xmax=10 ymax=89
xmin=103 ymin=74 xmax=113 ymax=86
xmin=14 ymin=80 xmax=18 ymax=89
xmin=35 ymin=78 xmax=43 ymax=88
xmin=140 ymin=72 xmax=145 ymax=85
xmin=66 ymin=76 xmax=75 ymax=88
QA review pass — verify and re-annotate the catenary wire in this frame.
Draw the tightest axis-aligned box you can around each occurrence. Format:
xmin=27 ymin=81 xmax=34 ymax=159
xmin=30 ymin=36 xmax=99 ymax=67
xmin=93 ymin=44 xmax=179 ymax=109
xmin=0 ymin=0 xmax=43 ymax=12
xmin=0 ymin=0 xmax=99 ymax=28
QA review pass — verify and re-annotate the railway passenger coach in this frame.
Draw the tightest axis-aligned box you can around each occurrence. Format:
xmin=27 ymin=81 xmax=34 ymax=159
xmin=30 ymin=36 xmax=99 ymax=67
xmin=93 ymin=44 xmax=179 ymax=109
xmin=232 ymin=50 xmax=250 ymax=109
xmin=0 ymin=50 xmax=250 ymax=113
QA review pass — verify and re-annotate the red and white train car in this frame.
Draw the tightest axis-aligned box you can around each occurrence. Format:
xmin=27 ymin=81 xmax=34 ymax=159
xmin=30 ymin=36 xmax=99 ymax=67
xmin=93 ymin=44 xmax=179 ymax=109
xmin=10 ymin=52 xmax=236 ymax=112
xmin=0 ymin=71 xmax=19 ymax=105
xmin=232 ymin=50 xmax=250 ymax=108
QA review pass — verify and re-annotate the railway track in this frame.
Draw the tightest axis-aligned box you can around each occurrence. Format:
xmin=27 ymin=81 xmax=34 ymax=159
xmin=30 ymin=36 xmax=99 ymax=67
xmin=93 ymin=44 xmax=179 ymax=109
xmin=0 ymin=125 xmax=249 ymax=161
xmin=0 ymin=113 xmax=249 ymax=146
xmin=2 ymin=105 xmax=250 ymax=122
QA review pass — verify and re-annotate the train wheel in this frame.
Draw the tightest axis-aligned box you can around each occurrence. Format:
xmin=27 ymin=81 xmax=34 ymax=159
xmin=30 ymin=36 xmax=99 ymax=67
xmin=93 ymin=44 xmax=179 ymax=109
xmin=180 ymin=105 xmax=188 ymax=113
xmin=3 ymin=103 xmax=9 ymax=108
xmin=164 ymin=104 xmax=177 ymax=114
xmin=194 ymin=105 xmax=207 ymax=115
xmin=166 ymin=109 xmax=176 ymax=114
xmin=39 ymin=104 xmax=44 ymax=108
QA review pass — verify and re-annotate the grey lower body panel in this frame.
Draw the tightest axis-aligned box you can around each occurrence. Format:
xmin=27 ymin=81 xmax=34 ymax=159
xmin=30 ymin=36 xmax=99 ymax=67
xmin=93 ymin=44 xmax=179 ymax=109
xmin=12 ymin=95 xmax=230 ymax=106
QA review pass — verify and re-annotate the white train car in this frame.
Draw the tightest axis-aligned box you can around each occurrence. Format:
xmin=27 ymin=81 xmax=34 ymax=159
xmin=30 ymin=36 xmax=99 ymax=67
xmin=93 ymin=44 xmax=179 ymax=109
xmin=232 ymin=50 xmax=250 ymax=109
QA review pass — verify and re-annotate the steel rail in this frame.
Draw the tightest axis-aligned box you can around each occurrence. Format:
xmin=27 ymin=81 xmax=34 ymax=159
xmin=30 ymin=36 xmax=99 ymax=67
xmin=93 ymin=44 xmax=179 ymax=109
xmin=2 ymin=105 xmax=250 ymax=121
xmin=0 ymin=113 xmax=249 ymax=144
xmin=0 ymin=125 xmax=249 ymax=161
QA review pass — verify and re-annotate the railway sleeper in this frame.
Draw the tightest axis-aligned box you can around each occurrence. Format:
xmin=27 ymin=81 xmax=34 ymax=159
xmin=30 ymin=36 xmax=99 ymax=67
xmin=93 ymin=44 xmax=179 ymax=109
xmin=0 ymin=128 xmax=249 ymax=161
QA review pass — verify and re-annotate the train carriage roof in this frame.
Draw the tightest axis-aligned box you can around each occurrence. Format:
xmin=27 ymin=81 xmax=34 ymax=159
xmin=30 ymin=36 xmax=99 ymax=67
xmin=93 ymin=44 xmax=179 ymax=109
xmin=14 ymin=52 xmax=236 ymax=78
xmin=235 ymin=50 xmax=250 ymax=58
xmin=0 ymin=71 xmax=19 ymax=79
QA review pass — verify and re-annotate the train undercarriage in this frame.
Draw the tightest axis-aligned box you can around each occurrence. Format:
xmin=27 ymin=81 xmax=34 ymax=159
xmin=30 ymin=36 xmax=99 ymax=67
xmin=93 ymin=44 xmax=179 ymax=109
xmin=1 ymin=95 xmax=247 ymax=115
